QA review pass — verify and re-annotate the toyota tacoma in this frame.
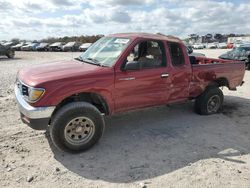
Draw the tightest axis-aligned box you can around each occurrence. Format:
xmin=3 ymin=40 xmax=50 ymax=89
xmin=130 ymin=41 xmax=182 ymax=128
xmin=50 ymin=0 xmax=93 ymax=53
xmin=15 ymin=33 xmax=245 ymax=152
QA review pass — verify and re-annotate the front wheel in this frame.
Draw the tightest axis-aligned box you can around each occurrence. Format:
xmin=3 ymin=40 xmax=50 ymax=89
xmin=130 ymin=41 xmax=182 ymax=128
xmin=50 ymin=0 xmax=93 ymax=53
xmin=50 ymin=102 xmax=105 ymax=153
xmin=194 ymin=87 xmax=223 ymax=115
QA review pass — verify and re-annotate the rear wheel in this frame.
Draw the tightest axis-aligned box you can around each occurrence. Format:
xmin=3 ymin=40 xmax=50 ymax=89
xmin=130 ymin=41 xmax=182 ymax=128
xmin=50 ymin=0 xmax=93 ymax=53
xmin=50 ymin=102 xmax=105 ymax=153
xmin=6 ymin=50 xmax=15 ymax=58
xmin=194 ymin=87 xmax=223 ymax=115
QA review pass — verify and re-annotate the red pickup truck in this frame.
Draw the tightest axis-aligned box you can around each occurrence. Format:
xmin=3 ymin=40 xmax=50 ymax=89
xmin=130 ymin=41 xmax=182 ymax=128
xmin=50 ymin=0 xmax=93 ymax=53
xmin=15 ymin=33 xmax=245 ymax=152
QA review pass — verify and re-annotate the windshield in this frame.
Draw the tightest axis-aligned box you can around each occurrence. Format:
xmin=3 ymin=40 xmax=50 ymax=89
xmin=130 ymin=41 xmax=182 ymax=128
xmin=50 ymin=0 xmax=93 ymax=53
xmin=79 ymin=37 xmax=130 ymax=67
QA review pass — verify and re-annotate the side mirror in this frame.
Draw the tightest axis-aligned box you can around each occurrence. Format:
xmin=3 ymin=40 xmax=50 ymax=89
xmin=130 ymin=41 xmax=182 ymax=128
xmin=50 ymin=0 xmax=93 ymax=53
xmin=124 ymin=61 xmax=140 ymax=70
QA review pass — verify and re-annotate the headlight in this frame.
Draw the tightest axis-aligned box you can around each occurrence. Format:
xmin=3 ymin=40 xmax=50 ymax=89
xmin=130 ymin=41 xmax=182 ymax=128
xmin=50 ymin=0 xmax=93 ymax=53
xmin=16 ymin=78 xmax=45 ymax=103
xmin=25 ymin=87 xmax=45 ymax=103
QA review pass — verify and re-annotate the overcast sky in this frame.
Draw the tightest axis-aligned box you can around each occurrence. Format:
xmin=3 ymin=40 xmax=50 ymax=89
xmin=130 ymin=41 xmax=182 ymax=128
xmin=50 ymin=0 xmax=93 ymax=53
xmin=0 ymin=0 xmax=250 ymax=40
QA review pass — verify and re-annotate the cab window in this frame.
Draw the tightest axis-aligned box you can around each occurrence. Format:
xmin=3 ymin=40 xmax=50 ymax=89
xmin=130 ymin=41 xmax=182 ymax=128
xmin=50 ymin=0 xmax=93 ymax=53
xmin=168 ymin=42 xmax=185 ymax=66
xmin=125 ymin=40 xmax=166 ymax=69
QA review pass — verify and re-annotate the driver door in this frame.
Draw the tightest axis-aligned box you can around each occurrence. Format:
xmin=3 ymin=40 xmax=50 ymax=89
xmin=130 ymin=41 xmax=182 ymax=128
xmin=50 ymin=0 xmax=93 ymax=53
xmin=114 ymin=40 xmax=171 ymax=113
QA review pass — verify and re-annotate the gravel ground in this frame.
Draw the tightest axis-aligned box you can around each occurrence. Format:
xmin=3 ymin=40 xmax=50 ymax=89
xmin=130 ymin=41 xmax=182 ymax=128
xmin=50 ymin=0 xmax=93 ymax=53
xmin=0 ymin=50 xmax=249 ymax=188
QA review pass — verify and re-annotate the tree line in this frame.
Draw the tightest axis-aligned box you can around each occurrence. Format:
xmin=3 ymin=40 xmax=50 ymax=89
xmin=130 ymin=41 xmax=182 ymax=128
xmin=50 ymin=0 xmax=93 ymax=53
xmin=40 ymin=35 xmax=104 ymax=44
xmin=10 ymin=35 xmax=104 ymax=44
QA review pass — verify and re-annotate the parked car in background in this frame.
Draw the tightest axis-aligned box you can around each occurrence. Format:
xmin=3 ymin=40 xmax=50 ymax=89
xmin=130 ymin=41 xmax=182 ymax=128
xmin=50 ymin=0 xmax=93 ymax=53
xmin=186 ymin=45 xmax=205 ymax=57
xmin=186 ymin=45 xmax=193 ymax=54
xmin=0 ymin=43 xmax=15 ymax=58
xmin=79 ymin=43 xmax=92 ymax=51
xmin=62 ymin=42 xmax=81 ymax=52
xmin=192 ymin=43 xmax=204 ymax=49
xmin=219 ymin=45 xmax=250 ymax=70
xmin=207 ymin=43 xmax=217 ymax=49
xmin=233 ymin=41 xmax=244 ymax=48
xmin=21 ymin=43 xmax=39 ymax=51
xmin=36 ymin=43 xmax=50 ymax=51
xmin=12 ymin=42 xmax=26 ymax=51
xmin=15 ymin=33 xmax=245 ymax=152
xmin=2 ymin=41 xmax=16 ymax=47
xmin=217 ymin=43 xmax=227 ymax=49
xmin=239 ymin=42 xmax=250 ymax=47
xmin=49 ymin=42 xmax=63 ymax=52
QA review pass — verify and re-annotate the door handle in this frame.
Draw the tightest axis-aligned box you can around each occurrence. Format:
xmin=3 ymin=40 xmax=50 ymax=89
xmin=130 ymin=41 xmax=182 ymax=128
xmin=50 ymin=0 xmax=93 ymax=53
xmin=161 ymin=73 xmax=169 ymax=78
xmin=118 ymin=77 xmax=135 ymax=81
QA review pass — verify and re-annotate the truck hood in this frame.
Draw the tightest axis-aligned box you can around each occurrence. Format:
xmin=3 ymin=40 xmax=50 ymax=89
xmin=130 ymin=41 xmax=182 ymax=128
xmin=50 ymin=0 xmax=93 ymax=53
xmin=18 ymin=60 xmax=108 ymax=87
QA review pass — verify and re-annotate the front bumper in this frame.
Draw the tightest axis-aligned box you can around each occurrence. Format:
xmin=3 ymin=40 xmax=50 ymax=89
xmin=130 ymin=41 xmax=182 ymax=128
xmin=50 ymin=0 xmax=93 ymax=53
xmin=15 ymin=85 xmax=55 ymax=130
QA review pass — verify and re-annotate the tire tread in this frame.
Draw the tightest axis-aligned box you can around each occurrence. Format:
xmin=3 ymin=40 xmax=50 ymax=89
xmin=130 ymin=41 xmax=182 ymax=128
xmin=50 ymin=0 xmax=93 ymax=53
xmin=50 ymin=102 xmax=105 ymax=153
xmin=194 ymin=87 xmax=223 ymax=115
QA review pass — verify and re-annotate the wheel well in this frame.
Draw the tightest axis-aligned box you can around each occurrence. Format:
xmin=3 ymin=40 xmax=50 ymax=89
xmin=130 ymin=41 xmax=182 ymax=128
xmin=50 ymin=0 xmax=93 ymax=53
xmin=53 ymin=92 xmax=110 ymax=116
xmin=209 ymin=78 xmax=229 ymax=88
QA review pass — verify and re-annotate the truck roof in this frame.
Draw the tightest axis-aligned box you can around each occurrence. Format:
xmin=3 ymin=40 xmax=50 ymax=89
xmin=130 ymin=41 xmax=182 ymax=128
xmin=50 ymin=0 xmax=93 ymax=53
xmin=108 ymin=32 xmax=182 ymax=43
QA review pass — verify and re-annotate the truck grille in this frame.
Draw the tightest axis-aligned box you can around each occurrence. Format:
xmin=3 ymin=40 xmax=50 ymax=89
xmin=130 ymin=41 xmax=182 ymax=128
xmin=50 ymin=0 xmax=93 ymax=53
xmin=16 ymin=80 xmax=29 ymax=96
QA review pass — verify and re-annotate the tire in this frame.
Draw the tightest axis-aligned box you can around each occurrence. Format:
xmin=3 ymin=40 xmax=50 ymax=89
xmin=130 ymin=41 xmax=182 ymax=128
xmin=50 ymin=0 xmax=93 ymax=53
xmin=6 ymin=50 xmax=15 ymax=58
xmin=50 ymin=102 xmax=105 ymax=153
xmin=194 ymin=87 xmax=223 ymax=115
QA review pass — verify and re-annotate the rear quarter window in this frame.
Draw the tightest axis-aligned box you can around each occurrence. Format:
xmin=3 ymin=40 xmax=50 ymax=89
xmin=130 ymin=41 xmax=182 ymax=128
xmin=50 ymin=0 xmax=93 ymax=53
xmin=168 ymin=42 xmax=185 ymax=66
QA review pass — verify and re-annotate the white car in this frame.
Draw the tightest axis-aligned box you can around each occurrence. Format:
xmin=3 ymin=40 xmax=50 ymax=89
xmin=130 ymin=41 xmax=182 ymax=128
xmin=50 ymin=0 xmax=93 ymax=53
xmin=235 ymin=42 xmax=250 ymax=48
xmin=79 ymin=43 xmax=92 ymax=52
xmin=207 ymin=43 xmax=217 ymax=49
xmin=217 ymin=43 xmax=227 ymax=49
xmin=192 ymin=43 xmax=204 ymax=49
xmin=239 ymin=43 xmax=250 ymax=47
xmin=49 ymin=42 xmax=64 ymax=51
xmin=234 ymin=42 xmax=244 ymax=48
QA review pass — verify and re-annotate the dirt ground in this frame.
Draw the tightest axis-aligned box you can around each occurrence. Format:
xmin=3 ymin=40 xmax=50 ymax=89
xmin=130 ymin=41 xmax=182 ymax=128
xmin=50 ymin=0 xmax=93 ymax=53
xmin=0 ymin=50 xmax=249 ymax=188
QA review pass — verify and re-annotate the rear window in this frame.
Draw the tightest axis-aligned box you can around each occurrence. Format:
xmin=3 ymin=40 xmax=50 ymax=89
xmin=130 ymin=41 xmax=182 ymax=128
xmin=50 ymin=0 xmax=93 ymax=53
xmin=168 ymin=42 xmax=185 ymax=66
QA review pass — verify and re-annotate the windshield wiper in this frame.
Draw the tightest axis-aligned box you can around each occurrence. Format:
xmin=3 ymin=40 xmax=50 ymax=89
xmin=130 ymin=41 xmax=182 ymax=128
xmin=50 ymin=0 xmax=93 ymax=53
xmin=75 ymin=56 xmax=109 ymax=67
xmin=74 ymin=56 xmax=84 ymax=62
xmin=86 ymin=57 xmax=99 ymax=64
xmin=86 ymin=57 xmax=106 ymax=66
xmin=84 ymin=57 xmax=108 ymax=67
xmin=75 ymin=56 xmax=97 ymax=65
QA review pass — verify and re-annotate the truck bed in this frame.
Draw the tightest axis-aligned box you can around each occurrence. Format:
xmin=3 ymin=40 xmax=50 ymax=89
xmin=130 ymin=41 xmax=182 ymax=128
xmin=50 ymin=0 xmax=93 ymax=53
xmin=189 ymin=56 xmax=245 ymax=97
